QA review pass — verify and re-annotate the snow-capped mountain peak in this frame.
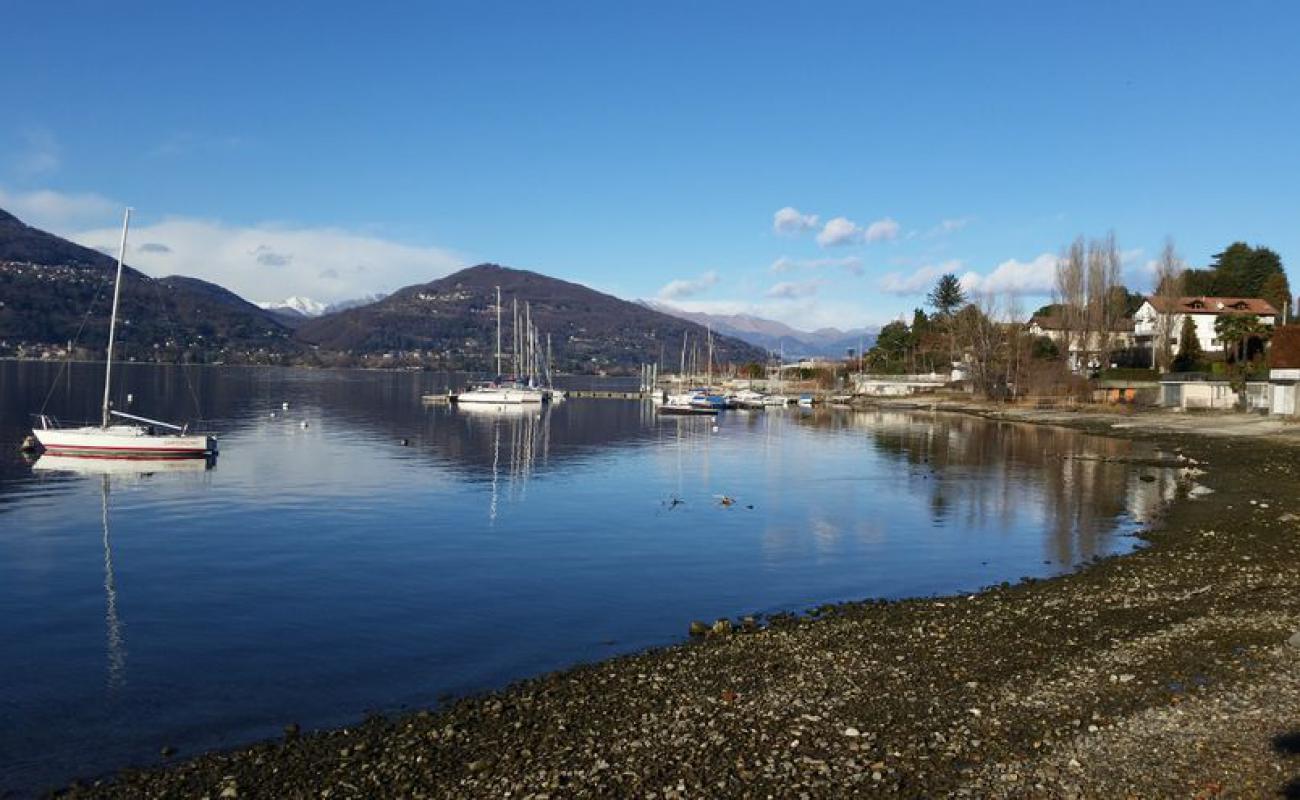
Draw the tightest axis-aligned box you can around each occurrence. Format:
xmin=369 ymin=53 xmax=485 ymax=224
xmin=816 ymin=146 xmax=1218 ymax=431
xmin=258 ymin=296 xmax=329 ymax=317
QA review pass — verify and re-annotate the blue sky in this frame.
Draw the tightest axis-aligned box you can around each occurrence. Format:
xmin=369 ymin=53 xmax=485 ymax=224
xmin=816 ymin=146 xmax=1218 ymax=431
xmin=3 ymin=1 xmax=1298 ymax=328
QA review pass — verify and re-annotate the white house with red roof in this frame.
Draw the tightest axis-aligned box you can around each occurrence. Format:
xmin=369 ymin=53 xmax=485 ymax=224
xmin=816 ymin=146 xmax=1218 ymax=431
xmin=1133 ymin=296 xmax=1277 ymax=355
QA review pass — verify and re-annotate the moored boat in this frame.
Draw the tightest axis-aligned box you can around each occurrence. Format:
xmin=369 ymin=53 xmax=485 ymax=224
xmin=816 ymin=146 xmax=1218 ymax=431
xmin=456 ymin=383 xmax=546 ymax=405
xmin=28 ymin=208 xmax=217 ymax=460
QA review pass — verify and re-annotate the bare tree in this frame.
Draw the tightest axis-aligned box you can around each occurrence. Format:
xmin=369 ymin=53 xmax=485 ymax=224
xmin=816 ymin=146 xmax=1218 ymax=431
xmin=1004 ymin=292 xmax=1029 ymax=401
xmin=1085 ymin=231 xmax=1123 ymax=371
xmin=1153 ymin=237 xmax=1185 ymax=372
xmin=1053 ymin=237 xmax=1086 ymax=374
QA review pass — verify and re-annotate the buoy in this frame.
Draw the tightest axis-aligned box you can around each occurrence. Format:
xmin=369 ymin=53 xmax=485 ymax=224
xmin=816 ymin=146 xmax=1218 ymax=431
xmin=711 ymin=425 xmax=720 ymax=433
xmin=126 ymin=393 xmax=134 ymax=405
xmin=270 ymin=412 xmax=276 ymax=418
xmin=282 ymin=401 xmax=290 ymax=410
xmin=399 ymin=438 xmax=410 ymax=446
xmin=300 ymin=420 xmax=309 ymax=429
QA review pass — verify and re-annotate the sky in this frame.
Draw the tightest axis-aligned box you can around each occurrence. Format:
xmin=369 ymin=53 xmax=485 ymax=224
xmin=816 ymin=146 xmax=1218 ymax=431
xmin=2 ymin=1 xmax=1298 ymax=330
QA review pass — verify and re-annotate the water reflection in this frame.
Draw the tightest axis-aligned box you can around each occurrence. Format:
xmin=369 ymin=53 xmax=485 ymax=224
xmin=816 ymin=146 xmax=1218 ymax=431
xmin=793 ymin=409 xmax=1176 ymax=567
xmin=455 ymin=404 xmax=552 ymax=522
xmin=28 ymin=456 xmax=216 ymax=694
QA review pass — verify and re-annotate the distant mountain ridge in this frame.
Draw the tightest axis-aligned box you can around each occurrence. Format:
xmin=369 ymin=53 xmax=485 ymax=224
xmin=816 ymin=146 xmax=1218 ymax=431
xmin=642 ymin=301 xmax=877 ymax=358
xmin=295 ymin=264 xmax=768 ymax=370
xmin=258 ymin=293 xmax=391 ymax=318
xmin=0 ymin=208 xmax=769 ymax=371
xmin=259 ymin=296 xmax=329 ymax=317
xmin=0 ymin=208 xmax=296 ymax=361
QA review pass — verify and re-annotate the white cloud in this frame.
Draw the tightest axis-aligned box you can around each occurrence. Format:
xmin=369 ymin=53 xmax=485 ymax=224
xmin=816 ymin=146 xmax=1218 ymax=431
xmin=765 ymin=279 xmax=822 ymax=300
xmin=957 ymin=252 xmax=1058 ymax=295
xmin=816 ymin=217 xmax=861 ymax=247
xmin=657 ymin=270 xmax=719 ymax=300
xmin=772 ymin=206 xmax=819 ymax=235
xmin=10 ymin=129 xmax=61 ymax=177
xmin=70 ymin=216 xmax=464 ymax=305
xmin=816 ymin=215 xmax=899 ymax=247
xmin=769 ymin=255 xmax=863 ymax=276
xmin=879 ymin=260 xmax=964 ymax=295
xmin=0 ymin=186 xmax=119 ymax=230
xmin=864 ymin=217 xmax=900 ymax=242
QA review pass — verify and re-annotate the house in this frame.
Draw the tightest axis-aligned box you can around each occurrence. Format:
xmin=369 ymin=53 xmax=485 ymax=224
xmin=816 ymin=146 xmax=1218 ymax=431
xmin=851 ymin=372 xmax=948 ymax=396
xmin=1159 ymin=373 xmax=1271 ymax=412
xmin=1269 ymin=325 xmax=1300 ymax=416
xmin=1026 ymin=314 xmax=1136 ymax=372
xmin=1133 ymin=296 xmax=1277 ymax=358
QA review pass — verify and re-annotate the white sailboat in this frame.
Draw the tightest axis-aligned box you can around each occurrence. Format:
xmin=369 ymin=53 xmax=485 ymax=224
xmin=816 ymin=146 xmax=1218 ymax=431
xmin=30 ymin=208 xmax=218 ymax=459
xmin=457 ymin=287 xmax=547 ymax=405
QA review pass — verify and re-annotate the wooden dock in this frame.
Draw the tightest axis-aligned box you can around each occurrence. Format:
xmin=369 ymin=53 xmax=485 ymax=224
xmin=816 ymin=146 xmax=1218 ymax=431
xmin=564 ymin=390 xmax=649 ymax=399
xmin=421 ymin=390 xmax=650 ymax=403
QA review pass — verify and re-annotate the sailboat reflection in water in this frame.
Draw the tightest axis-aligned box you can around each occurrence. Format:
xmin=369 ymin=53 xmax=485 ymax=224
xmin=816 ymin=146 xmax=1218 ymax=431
xmin=30 ymin=456 xmax=214 ymax=690
xmin=457 ymin=402 xmax=550 ymax=523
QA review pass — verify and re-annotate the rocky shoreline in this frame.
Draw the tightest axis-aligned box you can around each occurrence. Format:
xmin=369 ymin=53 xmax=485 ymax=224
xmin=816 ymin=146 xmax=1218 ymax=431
xmin=59 ymin=408 xmax=1300 ymax=798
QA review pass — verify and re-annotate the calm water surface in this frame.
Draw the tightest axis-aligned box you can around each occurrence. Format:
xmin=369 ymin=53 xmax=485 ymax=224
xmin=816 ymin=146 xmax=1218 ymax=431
xmin=0 ymin=362 xmax=1177 ymax=793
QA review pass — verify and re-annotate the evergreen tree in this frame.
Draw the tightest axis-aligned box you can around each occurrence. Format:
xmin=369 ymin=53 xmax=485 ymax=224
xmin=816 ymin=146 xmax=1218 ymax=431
xmin=1182 ymin=242 xmax=1289 ymax=307
xmin=927 ymin=274 xmax=966 ymax=367
xmin=926 ymin=274 xmax=966 ymax=316
xmin=1171 ymin=315 xmax=1204 ymax=372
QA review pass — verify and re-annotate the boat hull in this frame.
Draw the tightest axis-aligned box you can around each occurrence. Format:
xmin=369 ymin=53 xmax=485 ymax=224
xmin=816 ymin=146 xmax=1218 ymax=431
xmin=456 ymin=388 xmax=545 ymax=405
xmin=33 ymin=427 xmax=216 ymax=459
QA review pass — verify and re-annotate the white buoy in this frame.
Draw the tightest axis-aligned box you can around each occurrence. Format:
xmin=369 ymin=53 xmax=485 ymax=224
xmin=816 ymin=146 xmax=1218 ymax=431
xmin=282 ymin=401 xmax=290 ymax=410
xmin=270 ymin=412 xmax=276 ymax=418
xmin=712 ymin=425 xmax=720 ymax=433
xmin=300 ymin=420 xmax=309 ymax=429
xmin=126 ymin=393 xmax=133 ymax=404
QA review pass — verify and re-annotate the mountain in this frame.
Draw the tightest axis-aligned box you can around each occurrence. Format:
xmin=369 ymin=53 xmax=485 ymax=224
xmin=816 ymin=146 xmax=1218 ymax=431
xmin=295 ymin=264 xmax=769 ymax=371
xmin=0 ymin=208 xmax=296 ymax=362
xmin=257 ymin=294 xmax=391 ymax=328
xmin=325 ymin=293 xmax=389 ymax=313
xmin=258 ymin=296 xmax=329 ymax=317
xmin=642 ymin=301 xmax=877 ymax=359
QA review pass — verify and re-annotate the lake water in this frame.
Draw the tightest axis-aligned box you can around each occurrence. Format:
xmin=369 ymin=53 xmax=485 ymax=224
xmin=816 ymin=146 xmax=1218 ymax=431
xmin=0 ymin=362 xmax=1177 ymax=794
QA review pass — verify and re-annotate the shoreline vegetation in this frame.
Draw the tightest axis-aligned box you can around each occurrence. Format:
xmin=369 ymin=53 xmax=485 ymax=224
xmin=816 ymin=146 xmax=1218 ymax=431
xmin=58 ymin=403 xmax=1300 ymax=798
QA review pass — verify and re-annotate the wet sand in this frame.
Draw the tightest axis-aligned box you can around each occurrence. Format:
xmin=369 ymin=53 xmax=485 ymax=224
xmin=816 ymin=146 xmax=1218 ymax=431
xmin=59 ymin=407 xmax=1300 ymax=798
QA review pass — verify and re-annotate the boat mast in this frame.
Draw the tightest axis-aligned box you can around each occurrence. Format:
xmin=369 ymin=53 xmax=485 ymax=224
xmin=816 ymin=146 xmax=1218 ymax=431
xmin=101 ymin=207 xmax=132 ymax=428
xmin=707 ymin=325 xmax=713 ymax=390
xmin=680 ymin=331 xmax=688 ymax=384
xmin=525 ymin=302 xmax=533 ymax=383
xmin=495 ymin=286 xmax=502 ymax=378
xmin=512 ymin=298 xmax=519 ymax=379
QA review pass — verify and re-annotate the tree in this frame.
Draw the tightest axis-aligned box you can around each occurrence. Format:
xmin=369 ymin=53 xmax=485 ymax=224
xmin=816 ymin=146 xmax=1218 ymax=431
xmin=1261 ymin=272 xmax=1292 ymax=318
xmin=1171 ymin=315 xmax=1203 ymax=372
xmin=1183 ymin=242 xmax=1289 ymax=306
xmin=1085 ymin=232 xmax=1123 ymax=370
xmin=927 ymin=273 xmax=966 ymax=367
xmin=927 ymin=273 xmax=966 ymax=316
xmin=868 ymin=320 xmax=912 ymax=374
xmin=1153 ymin=238 xmax=1186 ymax=372
xmin=1214 ymin=313 xmax=1270 ymax=364
xmin=1053 ymin=237 xmax=1085 ymax=373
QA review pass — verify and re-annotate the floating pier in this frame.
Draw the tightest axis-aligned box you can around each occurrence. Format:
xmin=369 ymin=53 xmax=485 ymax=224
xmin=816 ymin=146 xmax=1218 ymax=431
xmin=564 ymin=390 xmax=650 ymax=400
